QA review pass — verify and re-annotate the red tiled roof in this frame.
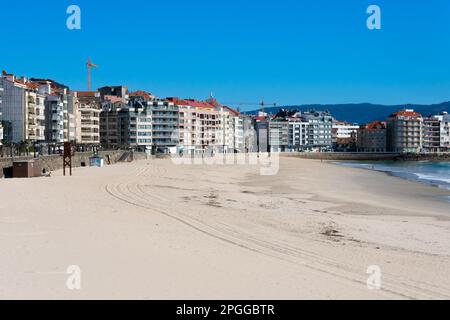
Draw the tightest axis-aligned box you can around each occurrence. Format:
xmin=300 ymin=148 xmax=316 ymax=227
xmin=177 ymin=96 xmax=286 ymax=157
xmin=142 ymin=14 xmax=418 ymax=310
xmin=129 ymin=90 xmax=153 ymax=100
xmin=363 ymin=121 xmax=387 ymax=130
xmin=167 ymin=97 xmax=216 ymax=109
xmin=25 ymin=82 xmax=40 ymax=89
xmin=390 ymin=109 xmax=422 ymax=118
xmin=76 ymin=91 xmax=98 ymax=97
xmin=103 ymin=95 xmax=123 ymax=103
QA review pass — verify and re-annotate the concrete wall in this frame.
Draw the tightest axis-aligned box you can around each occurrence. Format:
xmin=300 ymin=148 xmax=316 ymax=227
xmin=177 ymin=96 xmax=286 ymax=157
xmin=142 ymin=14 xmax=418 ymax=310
xmin=0 ymin=151 xmax=148 ymax=178
xmin=281 ymin=152 xmax=450 ymax=161
xmin=280 ymin=152 xmax=401 ymax=161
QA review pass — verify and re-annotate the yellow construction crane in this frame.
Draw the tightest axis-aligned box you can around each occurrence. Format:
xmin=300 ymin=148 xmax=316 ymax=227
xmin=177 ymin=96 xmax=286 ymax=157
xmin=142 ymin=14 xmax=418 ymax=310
xmin=86 ymin=58 xmax=98 ymax=91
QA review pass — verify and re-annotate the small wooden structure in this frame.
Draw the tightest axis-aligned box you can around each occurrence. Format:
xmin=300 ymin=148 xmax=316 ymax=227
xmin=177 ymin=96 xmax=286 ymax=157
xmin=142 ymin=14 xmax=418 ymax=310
xmin=12 ymin=160 xmax=41 ymax=178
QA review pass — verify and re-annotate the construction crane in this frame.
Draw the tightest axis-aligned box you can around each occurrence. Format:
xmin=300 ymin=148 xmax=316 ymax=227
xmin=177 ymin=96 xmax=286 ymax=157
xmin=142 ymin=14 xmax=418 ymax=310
xmin=222 ymin=98 xmax=277 ymax=116
xmin=86 ymin=58 xmax=98 ymax=91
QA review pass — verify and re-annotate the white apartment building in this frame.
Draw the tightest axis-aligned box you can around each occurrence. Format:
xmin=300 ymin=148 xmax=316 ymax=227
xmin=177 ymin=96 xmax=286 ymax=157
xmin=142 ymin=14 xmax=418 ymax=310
xmin=0 ymin=84 xmax=3 ymax=146
xmin=0 ymin=74 xmax=46 ymax=144
xmin=426 ymin=112 xmax=450 ymax=152
xmin=232 ymin=115 xmax=245 ymax=152
xmin=44 ymin=94 xmax=65 ymax=143
xmin=25 ymin=85 xmax=46 ymax=142
xmin=76 ymin=93 xmax=101 ymax=145
xmin=288 ymin=120 xmax=310 ymax=151
xmin=332 ymin=121 xmax=359 ymax=139
xmin=387 ymin=109 xmax=423 ymax=153
xmin=125 ymin=92 xmax=154 ymax=152
xmin=169 ymin=98 xmax=220 ymax=154
xmin=302 ymin=110 xmax=334 ymax=149
xmin=67 ymin=94 xmax=78 ymax=142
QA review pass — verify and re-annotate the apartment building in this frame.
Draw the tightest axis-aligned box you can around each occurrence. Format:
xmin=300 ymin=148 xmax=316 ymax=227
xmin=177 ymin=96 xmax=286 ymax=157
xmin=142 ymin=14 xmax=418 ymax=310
xmin=67 ymin=93 xmax=78 ymax=142
xmin=0 ymin=74 xmax=41 ymax=144
xmin=268 ymin=120 xmax=289 ymax=152
xmin=98 ymin=86 xmax=130 ymax=102
xmin=242 ymin=115 xmax=257 ymax=153
xmin=255 ymin=119 xmax=269 ymax=153
xmin=123 ymin=92 xmax=154 ymax=152
xmin=43 ymin=93 xmax=65 ymax=143
xmin=149 ymin=99 xmax=179 ymax=153
xmin=332 ymin=121 xmax=359 ymax=142
xmin=100 ymin=99 xmax=127 ymax=148
xmin=24 ymin=83 xmax=46 ymax=143
xmin=435 ymin=112 xmax=450 ymax=151
xmin=387 ymin=109 xmax=423 ymax=153
xmin=423 ymin=116 xmax=441 ymax=153
xmin=423 ymin=112 xmax=450 ymax=152
xmin=356 ymin=121 xmax=387 ymax=153
xmin=0 ymin=83 xmax=3 ymax=146
xmin=76 ymin=92 xmax=101 ymax=145
xmin=168 ymin=98 xmax=220 ymax=155
xmin=288 ymin=118 xmax=310 ymax=151
xmin=302 ymin=110 xmax=334 ymax=149
xmin=332 ymin=121 xmax=359 ymax=151
xmin=207 ymin=98 xmax=236 ymax=153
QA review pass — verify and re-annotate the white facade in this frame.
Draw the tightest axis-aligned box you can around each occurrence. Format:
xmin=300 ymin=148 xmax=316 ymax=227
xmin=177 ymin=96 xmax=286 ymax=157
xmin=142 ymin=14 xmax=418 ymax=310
xmin=217 ymin=107 xmax=234 ymax=153
xmin=25 ymin=90 xmax=46 ymax=142
xmin=233 ymin=116 xmax=245 ymax=152
xmin=433 ymin=112 xmax=450 ymax=150
xmin=0 ymin=85 xmax=3 ymax=146
xmin=333 ymin=122 xmax=359 ymax=139
xmin=288 ymin=121 xmax=310 ymax=150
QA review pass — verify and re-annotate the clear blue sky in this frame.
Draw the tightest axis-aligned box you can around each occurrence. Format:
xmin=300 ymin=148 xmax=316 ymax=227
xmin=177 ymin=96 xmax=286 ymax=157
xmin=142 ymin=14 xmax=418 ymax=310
xmin=1 ymin=0 xmax=449 ymax=109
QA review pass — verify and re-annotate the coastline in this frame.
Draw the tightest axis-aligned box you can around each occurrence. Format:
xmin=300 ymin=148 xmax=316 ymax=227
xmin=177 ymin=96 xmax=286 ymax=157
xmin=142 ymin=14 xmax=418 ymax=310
xmin=333 ymin=160 xmax=450 ymax=197
xmin=1 ymin=157 xmax=450 ymax=299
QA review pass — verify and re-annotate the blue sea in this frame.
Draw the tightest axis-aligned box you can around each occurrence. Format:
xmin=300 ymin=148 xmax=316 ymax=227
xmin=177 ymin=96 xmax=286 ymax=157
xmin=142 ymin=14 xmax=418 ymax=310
xmin=338 ymin=161 xmax=450 ymax=194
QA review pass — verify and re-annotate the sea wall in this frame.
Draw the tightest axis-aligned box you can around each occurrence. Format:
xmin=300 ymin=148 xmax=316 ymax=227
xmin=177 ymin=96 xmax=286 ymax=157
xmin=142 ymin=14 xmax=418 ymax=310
xmin=399 ymin=153 xmax=450 ymax=161
xmin=280 ymin=152 xmax=402 ymax=161
xmin=0 ymin=151 xmax=148 ymax=178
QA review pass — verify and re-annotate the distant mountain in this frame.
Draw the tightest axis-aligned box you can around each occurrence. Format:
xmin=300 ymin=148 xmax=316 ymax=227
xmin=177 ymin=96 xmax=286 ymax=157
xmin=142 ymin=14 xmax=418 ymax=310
xmin=244 ymin=102 xmax=450 ymax=124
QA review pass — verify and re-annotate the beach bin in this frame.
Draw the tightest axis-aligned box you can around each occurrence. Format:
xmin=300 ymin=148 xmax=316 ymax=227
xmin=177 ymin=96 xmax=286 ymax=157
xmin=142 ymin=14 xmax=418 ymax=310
xmin=89 ymin=155 xmax=104 ymax=168
xmin=12 ymin=160 xmax=41 ymax=178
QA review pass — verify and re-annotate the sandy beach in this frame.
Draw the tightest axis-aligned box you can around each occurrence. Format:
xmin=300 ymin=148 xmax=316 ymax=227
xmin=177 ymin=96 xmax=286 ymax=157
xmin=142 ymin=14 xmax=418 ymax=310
xmin=1 ymin=156 xmax=450 ymax=300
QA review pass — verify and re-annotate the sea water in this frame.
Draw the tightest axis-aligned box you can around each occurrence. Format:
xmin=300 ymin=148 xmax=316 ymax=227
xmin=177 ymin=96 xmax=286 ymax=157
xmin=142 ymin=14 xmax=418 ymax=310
xmin=338 ymin=161 xmax=450 ymax=195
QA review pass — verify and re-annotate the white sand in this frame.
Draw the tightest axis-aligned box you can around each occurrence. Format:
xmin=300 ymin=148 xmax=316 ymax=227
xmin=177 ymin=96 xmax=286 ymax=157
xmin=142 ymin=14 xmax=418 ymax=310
xmin=1 ymin=157 xmax=450 ymax=300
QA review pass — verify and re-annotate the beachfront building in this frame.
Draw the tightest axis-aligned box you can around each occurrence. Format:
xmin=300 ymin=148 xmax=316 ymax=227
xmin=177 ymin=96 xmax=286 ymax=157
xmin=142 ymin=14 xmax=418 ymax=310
xmin=0 ymin=83 xmax=3 ymax=146
xmin=242 ymin=116 xmax=257 ymax=153
xmin=31 ymin=79 xmax=77 ymax=145
xmin=98 ymin=86 xmax=130 ymax=103
xmin=0 ymin=73 xmax=46 ymax=145
xmin=0 ymin=74 xmax=27 ymax=144
xmin=43 ymin=93 xmax=65 ymax=143
xmin=76 ymin=92 xmax=101 ymax=145
xmin=255 ymin=118 xmax=269 ymax=153
xmin=100 ymin=98 xmax=127 ymax=148
xmin=423 ymin=116 xmax=442 ymax=153
xmin=356 ymin=121 xmax=387 ymax=153
xmin=435 ymin=112 xmax=450 ymax=151
xmin=302 ymin=110 xmax=334 ymax=150
xmin=423 ymin=112 xmax=450 ymax=153
xmin=387 ymin=109 xmax=423 ymax=153
xmin=149 ymin=99 xmax=179 ymax=154
xmin=67 ymin=93 xmax=78 ymax=142
xmin=25 ymin=83 xmax=46 ymax=143
xmin=121 ymin=91 xmax=154 ymax=152
xmin=332 ymin=121 xmax=359 ymax=148
xmin=168 ymin=98 xmax=220 ymax=155
xmin=268 ymin=120 xmax=289 ymax=152
xmin=288 ymin=118 xmax=310 ymax=151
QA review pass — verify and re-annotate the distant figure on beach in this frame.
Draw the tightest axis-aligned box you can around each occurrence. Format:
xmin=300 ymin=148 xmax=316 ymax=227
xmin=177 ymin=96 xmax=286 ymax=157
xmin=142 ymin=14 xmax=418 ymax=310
xmin=42 ymin=168 xmax=51 ymax=177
